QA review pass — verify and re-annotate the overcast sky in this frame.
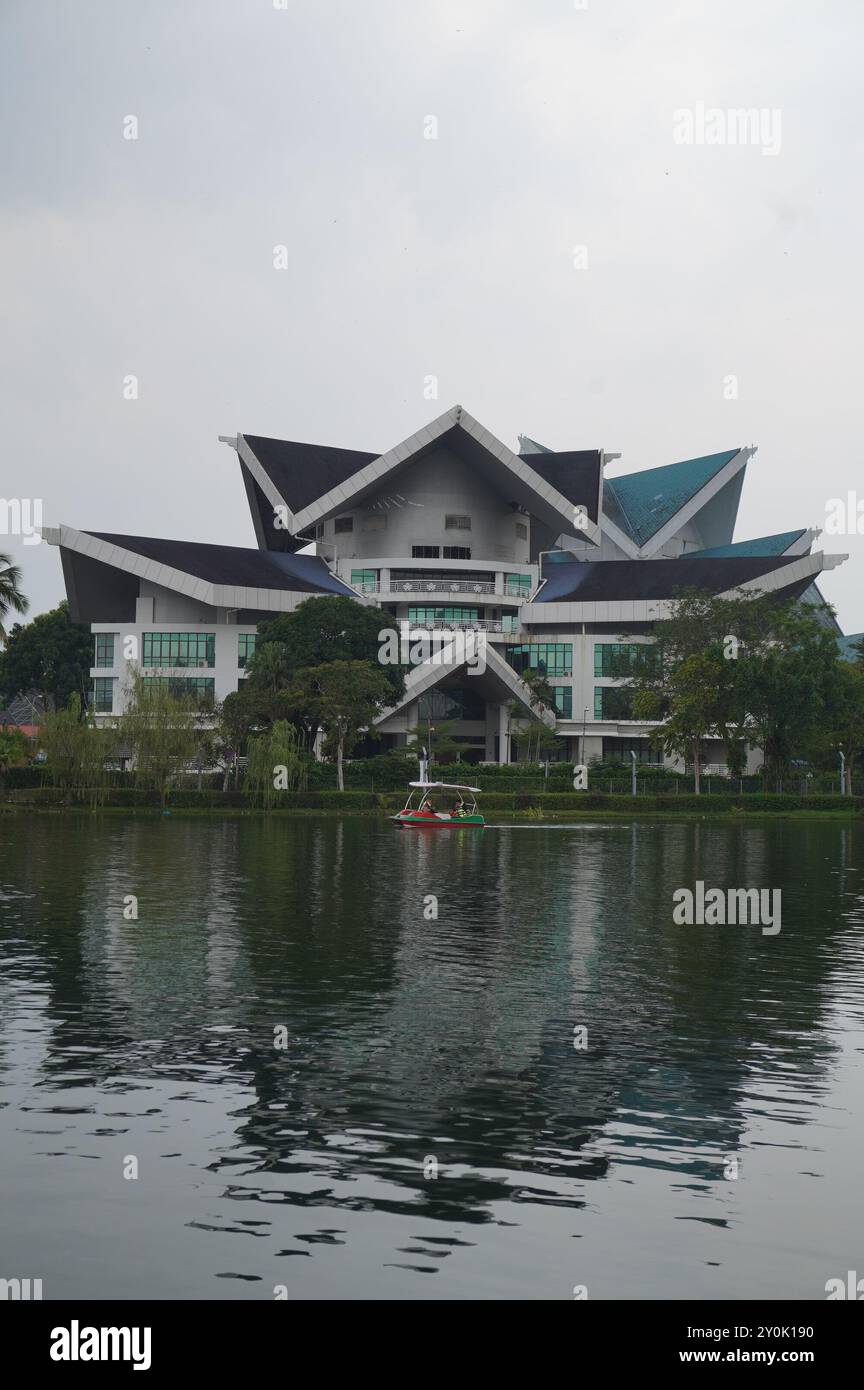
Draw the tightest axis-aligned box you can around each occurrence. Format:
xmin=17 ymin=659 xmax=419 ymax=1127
xmin=3 ymin=0 xmax=862 ymax=631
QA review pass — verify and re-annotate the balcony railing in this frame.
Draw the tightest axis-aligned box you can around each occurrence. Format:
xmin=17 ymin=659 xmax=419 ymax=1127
xmin=406 ymin=619 xmax=522 ymax=638
xmin=356 ymin=579 xmax=532 ymax=598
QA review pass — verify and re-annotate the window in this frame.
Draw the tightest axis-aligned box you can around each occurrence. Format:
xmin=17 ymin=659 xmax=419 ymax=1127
xmin=594 ymin=686 xmax=634 ymax=720
xmin=412 ymin=545 xmax=440 ymax=559
xmin=594 ymin=642 xmax=659 ymax=677
xmin=142 ymin=632 xmax=215 ymax=668
xmin=602 ymin=737 xmax=663 ymax=765
xmin=350 ymin=569 xmax=377 ymax=593
xmin=551 ymin=686 xmax=573 ymax=719
xmin=142 ymin=676 xmax=215 ymax=708
xmin=501 ymin=613 xmax=520 ymax=633
xmin=443 ymin=546 xmax=471 ymax=560
xmin=334 ymin=516 xmax=353 ymax=534
xmin=505 ymin=573 xmax=532 ymax=597
xmin=92 ymin=677 xmax=115 ymax=713
xmin=508 ymin=643 xmax=572 ymax=677
xmin=515 ymin=521 xmax=528 ymax=540
xmin=314 ymin=523 xmax=324 ymax=540
xmin=445 ymin=514 xmax=471 ymax=530
xmin=408 ymin=607 xmax=479 ymax=625
xmin=238 ymin=633 xmax=257 ymax=669
xmin=95 ymin=633 xmax=115 ymax=668
xmin=418 ymin=687 xmax=485 ymax=721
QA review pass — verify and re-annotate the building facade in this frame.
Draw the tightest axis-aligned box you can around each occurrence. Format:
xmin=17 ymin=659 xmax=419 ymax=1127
xmin=46 ymin=405 xmax=852 ymax=768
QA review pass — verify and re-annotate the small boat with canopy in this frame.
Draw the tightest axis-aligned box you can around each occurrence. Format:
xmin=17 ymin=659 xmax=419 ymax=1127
xmin=392 ymin=781 xmax=485 ymax=828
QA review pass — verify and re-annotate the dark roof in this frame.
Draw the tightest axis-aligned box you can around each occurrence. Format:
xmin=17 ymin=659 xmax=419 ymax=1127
xmin=88 ymin=533 xmax=354 ymax=595
xmin=518 ymin=449 xmax=601 ymax=522
xmin=535 ymin=554 xmax=803 ymax=603
xmin=242 ymin=436 xmax=380 ymax=514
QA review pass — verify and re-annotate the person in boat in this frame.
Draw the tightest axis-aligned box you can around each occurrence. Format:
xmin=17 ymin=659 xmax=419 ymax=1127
xmin=451 ymin=800 xmax=466 ymax=817
xmin=418 ymin=799 xmax=437 ymax=817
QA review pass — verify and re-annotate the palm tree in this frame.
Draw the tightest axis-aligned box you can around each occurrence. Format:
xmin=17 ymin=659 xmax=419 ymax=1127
xmin=0 ymin=553 xmax=28 ymax=639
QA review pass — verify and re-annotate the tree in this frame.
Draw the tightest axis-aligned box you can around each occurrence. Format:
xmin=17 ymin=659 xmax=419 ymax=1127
xmin=38 ymin=694 xmax=116 ymax=804
xmin=0 ymin=724 xmax=30 ymax=791
xmin=406 ymin=717 xmax=462 ymax=767
xmin=118 ymin=671 xmax=204 ymax=808
xmin=627 ymin=589 xmax=765 ymax=792
xmin=0 ymin=553 xmax=28 ymax=639
xmin=824 ymin=660 xmax=864 ymax=794
xmin=633 ymin=651 xmax=731 ymax=793
xmin=258 ymin=596 xmax=405 ymax=703
xmin=292 ymin=660 xmax=393 ymax=791
xmin=734 ymin=604 xmax=839 ymax=780
xmin=627 ymin=589 xmax=841 ymax=789
xmin=245 ymin=721 xmax=310 ymax=807
xmin=0 ymin=601 xmax=91 ymax=710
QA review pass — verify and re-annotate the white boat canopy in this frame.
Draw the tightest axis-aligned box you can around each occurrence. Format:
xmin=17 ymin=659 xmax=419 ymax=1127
xmin=408 ymin=781 xmax=482 ymax=793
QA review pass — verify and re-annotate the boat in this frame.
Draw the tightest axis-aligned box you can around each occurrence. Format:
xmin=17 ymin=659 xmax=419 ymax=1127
xmin=392 ymin=781 xmax=485 ymax=828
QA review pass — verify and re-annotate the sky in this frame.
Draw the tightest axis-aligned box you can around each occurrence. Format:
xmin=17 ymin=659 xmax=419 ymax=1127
xmin=2 ymin=0 xmax=863 ymax=631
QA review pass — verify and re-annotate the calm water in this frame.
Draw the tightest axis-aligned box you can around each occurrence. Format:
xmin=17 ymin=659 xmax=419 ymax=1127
xmin=1 ymin=813 xmax=863 ymax=1301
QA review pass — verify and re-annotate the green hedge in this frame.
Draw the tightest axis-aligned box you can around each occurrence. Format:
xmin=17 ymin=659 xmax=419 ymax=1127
xmin=5 ymin=787 xmax=863 ymax=815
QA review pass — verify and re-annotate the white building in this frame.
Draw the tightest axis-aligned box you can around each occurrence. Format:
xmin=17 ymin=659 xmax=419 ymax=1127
xmin=46 ymin=404 xmax=849 ymax=768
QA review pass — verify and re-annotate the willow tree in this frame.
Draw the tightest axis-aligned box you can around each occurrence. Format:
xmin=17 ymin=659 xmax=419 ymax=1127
xmin=245 ymin=720 xmax=309 ymax=808
xmin=118 ymin=672 xmax=203 ymax=808
xmin=39 ymin=694 xmax=116 ymax=805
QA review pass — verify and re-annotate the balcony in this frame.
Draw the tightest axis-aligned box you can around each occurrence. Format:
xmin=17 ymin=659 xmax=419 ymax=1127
xmin=360 ymin=578 xmax=531 ymax=599
xmin=401 ymin=618 xmax=523 ymax=640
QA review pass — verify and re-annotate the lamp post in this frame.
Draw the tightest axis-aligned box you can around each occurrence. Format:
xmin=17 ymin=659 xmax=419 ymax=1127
xmin=839 ymin=749 xmax=846 ymax=796
xmin=630 ymin=748 xmax=637 ymax=797
xmin=581 ymin=707 xmax=589 ymax=765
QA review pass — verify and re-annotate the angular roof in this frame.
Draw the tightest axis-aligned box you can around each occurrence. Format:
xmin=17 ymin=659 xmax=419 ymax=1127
xmin=241 ymin=437 xmax=380 ymax=515
xmin=517 ymin=449 xmax=601 ymax=521
xmin=375 ymin=637 xmax=556 ymax=729
xmin=603 ymin=451 xmax=741 ymax=547
xmin=686 ymin=529 xmax=808 ymax=559
xmin=535 ymin=553 xmax=806 ymax=603
xmin=89 ymin=533 xmax=353 ymax=594
xmin=233 ymin=407 xmax=603 ymax=546
xmin=43 ymin=525 xmax=358 ymax=623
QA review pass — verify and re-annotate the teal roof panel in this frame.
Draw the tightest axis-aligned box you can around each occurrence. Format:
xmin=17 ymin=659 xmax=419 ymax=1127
xmin=837 ymin=633 xmax=864 ymax=661
xmin=686 ymin=529 xmax=806 ymax=559
xmin=604 ymin=449 xmax=740 ymax=547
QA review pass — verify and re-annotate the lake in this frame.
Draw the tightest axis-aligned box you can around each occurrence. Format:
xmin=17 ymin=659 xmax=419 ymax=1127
xmin=1 ymin=813 xmax=862 ymax=1300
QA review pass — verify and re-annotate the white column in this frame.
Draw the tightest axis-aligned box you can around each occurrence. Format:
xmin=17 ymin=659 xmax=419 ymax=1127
xmin=498 ymin=701 xmax=510 ymax=764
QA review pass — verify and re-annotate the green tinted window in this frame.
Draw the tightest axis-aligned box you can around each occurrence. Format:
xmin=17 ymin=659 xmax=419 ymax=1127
xmin=92 ymin=677 xmax=115 ymax=713
xmin=508 ymin=643 xmax=572 ymax=677
xmin=95 ymin=633 xmax=115 ymax=668
xmin=142 ymin=632 xmax=215 ymax=668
